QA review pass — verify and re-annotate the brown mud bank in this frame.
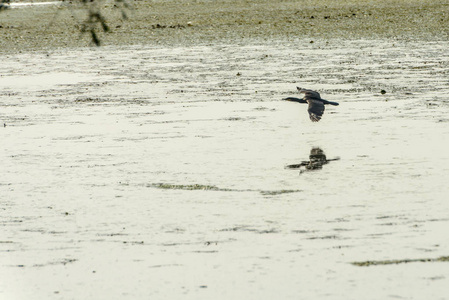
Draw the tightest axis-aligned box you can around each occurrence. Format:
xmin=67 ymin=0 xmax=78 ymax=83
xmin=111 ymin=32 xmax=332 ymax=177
xmin=1 ymin=0 xmax=448 ymax=52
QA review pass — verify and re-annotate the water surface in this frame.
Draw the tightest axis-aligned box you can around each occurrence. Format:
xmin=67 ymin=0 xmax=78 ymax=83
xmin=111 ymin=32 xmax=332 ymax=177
xmin=1 ymin=39 xmax=449 ymax=300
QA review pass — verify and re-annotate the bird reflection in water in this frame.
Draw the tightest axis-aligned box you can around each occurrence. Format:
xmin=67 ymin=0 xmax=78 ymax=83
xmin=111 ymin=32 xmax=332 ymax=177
xmin=285 ymin=147 xmax=339 ymax=173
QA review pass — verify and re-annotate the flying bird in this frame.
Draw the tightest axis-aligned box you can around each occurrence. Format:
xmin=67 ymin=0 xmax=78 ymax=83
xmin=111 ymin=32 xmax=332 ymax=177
xmin=283 ymin=87 xmax=339 ymax=122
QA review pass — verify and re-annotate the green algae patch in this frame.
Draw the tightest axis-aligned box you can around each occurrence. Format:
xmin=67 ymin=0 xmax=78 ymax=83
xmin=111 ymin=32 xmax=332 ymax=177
xmin=352 ymin=256 xmax=449 ymax=267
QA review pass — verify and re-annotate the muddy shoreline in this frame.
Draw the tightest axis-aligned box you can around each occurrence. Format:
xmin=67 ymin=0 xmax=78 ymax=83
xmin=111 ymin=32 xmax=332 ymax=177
xmin=1 ymin=0 xmax=448 ymax=53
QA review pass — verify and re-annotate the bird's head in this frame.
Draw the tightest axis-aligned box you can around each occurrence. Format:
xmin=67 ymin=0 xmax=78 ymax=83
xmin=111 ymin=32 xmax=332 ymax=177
xmin=283 ymin=97 xmax=304 ymax=103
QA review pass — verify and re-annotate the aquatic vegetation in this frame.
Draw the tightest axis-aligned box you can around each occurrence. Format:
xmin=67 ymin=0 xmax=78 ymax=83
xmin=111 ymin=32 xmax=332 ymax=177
xmin=148 ymin=183 xmax=301 ymax=195
xmin=219 ymin=226 xmax=278 ymax=234
xmin=259 ymin=190 xmax=301 ymax=195
xmin=352 ymin=256 xmax=449 ymax=267
xmin=148 ymin=183 xmax=230 ymax=191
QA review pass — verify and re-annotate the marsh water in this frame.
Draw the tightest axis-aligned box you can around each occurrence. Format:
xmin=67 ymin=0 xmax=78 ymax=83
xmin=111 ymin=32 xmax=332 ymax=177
xmin=1 ymin=39 xmax=449 ymax=299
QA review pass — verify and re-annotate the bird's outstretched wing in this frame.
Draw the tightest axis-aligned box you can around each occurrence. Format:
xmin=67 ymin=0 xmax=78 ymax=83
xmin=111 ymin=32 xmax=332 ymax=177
xmin=297 ymin=87 xmax=321 ymax=100
xmin=307 ymin=99 xmax=325 ymax=122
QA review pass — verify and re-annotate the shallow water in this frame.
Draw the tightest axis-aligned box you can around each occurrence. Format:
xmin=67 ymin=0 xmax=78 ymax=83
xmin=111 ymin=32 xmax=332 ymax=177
xmin=7 ymin=1 xmax=58 ymax=8
xmin=1 ymin=39 xmax=449 ymax=300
